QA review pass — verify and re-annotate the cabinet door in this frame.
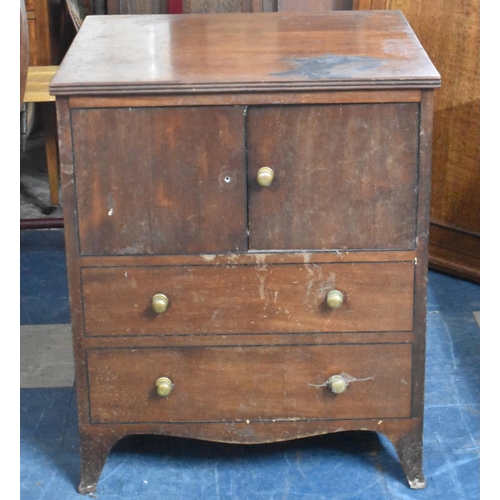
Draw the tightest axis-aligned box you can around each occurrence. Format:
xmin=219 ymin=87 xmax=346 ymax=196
xmin=72 ymin=106 xmax=246 ymax=255
xmin=247 ymin=103 xmax=419 ymax=251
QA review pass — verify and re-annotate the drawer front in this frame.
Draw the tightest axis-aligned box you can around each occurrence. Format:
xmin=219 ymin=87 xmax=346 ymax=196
xmin=81 ymin=262 xmax=414 ymax=336
xmin=248 ymin=103 xmax=419 ymax=251
xmin=88 ymin=344 xmax=413 ymax=424
xmin=71 ymin=106 xmax=246 ymax=256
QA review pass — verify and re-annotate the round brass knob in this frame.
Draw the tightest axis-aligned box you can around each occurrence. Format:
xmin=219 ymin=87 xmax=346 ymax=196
xmin=156 ymin=377 xmax=173 ymax=397
xmin=151 ymin=293 xmax=169 ymax=314
xmin=257 ymin=167 xmax=274 ymax=187
xmin=326 ymin=290 xmax=344 ymax=310
xmin=326 ymin=375 xmax=348 ymax=394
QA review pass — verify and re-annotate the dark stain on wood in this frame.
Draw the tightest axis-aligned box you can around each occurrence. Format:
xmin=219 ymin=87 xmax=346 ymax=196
xmin=271 ymin=54 xmax=383 ymax=79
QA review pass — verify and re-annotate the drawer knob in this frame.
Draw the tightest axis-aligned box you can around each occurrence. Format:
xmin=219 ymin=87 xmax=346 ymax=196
xmin=156 ymin=377 xmax=173 ymax=397
xmin=326 ymin=290 xmax=344 ymax=309
xmin=326 ymin=375 xmax=348 ymax=394
xmin=257 ymin=167 xmax=274 ymax=187
xmin=151 ymin=293 xmax=169 ymax=314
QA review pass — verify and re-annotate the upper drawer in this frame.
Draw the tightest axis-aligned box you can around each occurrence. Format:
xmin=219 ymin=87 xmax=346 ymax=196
xmin=71 ymin=106 xmax=247 ymax=256
xmin=247 ymin=103 xmax=419 ymax=251
xmin=81 ymin=261 xmax=414 ymax=336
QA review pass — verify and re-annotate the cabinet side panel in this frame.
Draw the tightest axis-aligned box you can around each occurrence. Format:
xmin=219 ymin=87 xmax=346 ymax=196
xmin=56 ymin=97 xmax=90 ymax=423
xmin=411 ymin=90 xmax=433 ymax=417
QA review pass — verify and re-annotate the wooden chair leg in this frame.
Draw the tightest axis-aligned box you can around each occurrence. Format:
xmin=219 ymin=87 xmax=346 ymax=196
xmin=42 ymin=102 xmax=59 ymax=207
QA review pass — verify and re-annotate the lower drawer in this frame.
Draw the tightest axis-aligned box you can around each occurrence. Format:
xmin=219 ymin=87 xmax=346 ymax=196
xmin=87 ymin=344 xmax=412 ymax=424
xmin=81 ymin=261 xmax=414 ymax=336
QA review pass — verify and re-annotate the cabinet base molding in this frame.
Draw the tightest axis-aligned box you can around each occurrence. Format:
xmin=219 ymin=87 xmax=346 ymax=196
xmin=429 ymin=222 xmax=479 ymax=283
xmin=78 ymin=418 xmax=424 ymax=493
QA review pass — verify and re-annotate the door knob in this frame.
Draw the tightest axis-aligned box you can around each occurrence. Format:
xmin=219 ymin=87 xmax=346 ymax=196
xmin=326 ymin=290 xmax=344 ymax=309
xmin=155 ymin=377 xmax=173 ymax=397
xmin=326 ymin=374 xmax=348 ymax=394
xmin=151 ymin=293 xmax=169 ymax=314
xmin=257 ymin=167 xmax=274 ymax=187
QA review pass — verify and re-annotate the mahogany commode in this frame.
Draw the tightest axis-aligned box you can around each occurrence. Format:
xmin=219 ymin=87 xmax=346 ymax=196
xmin=50 ymin=11 xmax=440 ymax=494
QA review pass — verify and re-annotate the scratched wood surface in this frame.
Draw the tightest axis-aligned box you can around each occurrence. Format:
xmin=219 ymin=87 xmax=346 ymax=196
xmin=87 ymin=344 xmax=412 ymax=423
xmin=51 ymin=12 xmax=437 ymax=492
xmin=248 ymin=103 xmax=419 ymax=251
xmin=50 ymin=11 xmax=440 ymax=95
xmin=81 ymin=262 xmax=414 ymax=335
xmin=71 ymin=106 xmax=247 ymax=255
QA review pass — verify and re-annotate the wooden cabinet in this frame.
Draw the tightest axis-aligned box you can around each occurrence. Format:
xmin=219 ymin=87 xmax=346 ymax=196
xmin=107 ymin=0 xmax=168 ymax=13
xmin=24 ymin=0 xmax=73 ymax=66
xmin=354 ymin=0 xmax=480 ymax=281
xmin=50 ymin=11 xmax=440 ymax=494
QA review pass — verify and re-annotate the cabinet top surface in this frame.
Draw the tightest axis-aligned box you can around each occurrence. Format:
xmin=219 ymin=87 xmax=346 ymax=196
xmin=50 ymin=11 xmax=440 ymax=96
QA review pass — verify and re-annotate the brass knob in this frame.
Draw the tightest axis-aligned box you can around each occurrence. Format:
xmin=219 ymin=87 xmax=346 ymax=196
xmin=326 ymin=290 xmax=344 ymax=309
xmin=151 ymin=293 xmax=169 ymax=314
xmin=156 ymin=377 xmax=173 ymax=397
xmin=257 ymin=167 xmax=274 ymax=187
xmin=326 ymin=375 xmax=348 ymax=394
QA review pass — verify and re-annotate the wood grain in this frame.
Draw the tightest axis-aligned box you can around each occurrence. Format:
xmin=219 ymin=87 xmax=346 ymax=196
xmin=71 ymin=106 xmax=246 ymax=255
xmin=355 ymin=0 xmax=479 ymax=281
xmin=81 ymin=262 xmax=414 ymax=335
xmin=50 ymin=11 xmax=440 ymax=95
xmin=87 ymin=344 xmax=412 ymax=423
xmin=109 ymin=0 xmax=168 ymax=13
xmin=52 ymin=11 xmax=436 ymax=491
xmin=248 ymin=103 xmax=419 ymax=250
xmin=21 ymin=0 xmax=29 ymax=107
xmin=68 ymin=90 xmax=422 ymax=108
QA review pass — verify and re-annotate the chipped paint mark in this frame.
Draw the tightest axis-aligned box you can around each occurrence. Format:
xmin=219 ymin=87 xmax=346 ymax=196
xmin=414 ymin=257 xmax=418 ymax=265
xmin=201 ymin=254 xmax=216 ymax=262
xmin=255 ymin=254 xmax=266 ymax=265
xmin=124 ymin=271 xmax=128 ymax=278
xmin=121 ymin=243 xmax=143 ymax=254
xmin=108 ymin=208 xmax=113 ymax=216
xmin=303 ymin=253 xmax=311 ymax=264
xmin=258 ymin=275 xmax=266 ymax=300
xmin=226 ymin=254 xmax=238 ymax=264
xmin=255 ymin=253 xmax=268 ymax=273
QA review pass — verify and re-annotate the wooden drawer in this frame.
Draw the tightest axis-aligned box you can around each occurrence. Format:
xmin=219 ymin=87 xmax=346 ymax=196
xmin=81 ymin=261 xmax=414 ymax=336
xmin=87 ymin=344 xmax=413 ymax=424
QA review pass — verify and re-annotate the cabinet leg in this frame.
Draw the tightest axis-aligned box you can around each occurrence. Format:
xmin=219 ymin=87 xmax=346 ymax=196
xmin=78 ymin=429 xmax=120 ymax=494
xmin=41 ymin=103 xmax=59 ymax=207
xmin=386 ymin=423 xmax=426 ymax=489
